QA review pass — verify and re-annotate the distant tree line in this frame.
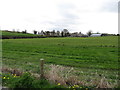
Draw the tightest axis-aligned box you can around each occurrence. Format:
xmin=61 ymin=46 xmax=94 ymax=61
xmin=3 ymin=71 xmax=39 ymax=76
xmin=32 ymin=29 xmax=71 ymax=37
xmin=1 ymin=29 xmax=118 ymax=39
xmin=11 ymin=29 xmax=118 ymax=37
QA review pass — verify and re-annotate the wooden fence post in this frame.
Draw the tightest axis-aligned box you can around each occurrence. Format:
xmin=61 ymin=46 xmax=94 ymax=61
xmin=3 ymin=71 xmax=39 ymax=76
xmin=40 ymin=58 xmax=44 ymax=79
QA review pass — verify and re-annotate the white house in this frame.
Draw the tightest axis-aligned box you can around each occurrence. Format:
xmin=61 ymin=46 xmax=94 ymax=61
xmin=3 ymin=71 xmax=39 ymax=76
xmin=90 ymin=34 xmax=102 ymax=37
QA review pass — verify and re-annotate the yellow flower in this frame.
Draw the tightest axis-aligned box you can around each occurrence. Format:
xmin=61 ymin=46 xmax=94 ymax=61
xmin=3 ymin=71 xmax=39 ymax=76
xmin=57 ymin=83 xmax=61 ymax=85
xmin=74 ymin=85 xmax=79 ymax=88
xmin=3 ymin=77 xmax=6 ymax=79
xmin=7 ymin=77 xmax=10 ymax=79
xmin=14 ymin=75 xmax=16 ymax=77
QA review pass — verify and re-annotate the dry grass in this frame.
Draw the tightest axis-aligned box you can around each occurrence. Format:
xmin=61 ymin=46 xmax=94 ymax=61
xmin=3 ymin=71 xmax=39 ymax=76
xmin=2 ymin=64 xmax=119 ymax=88
xmin=44 ymin=64 xmax=88 ymax=87
xmin=1 ymin=67 xmax=23 ymax=76
xmin=96 ymin=77 xmax=112 ymax=88
xmin=43 ymin=64 xmax=118 ymax=88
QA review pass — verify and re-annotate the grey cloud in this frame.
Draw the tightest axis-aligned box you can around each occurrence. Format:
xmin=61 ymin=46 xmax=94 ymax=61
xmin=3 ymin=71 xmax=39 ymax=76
xmin=58 ymin=3 xmax=76 ymax=10
xmin=60 ymin=11 xmax=79 ymax=19
xmin=45 ymin=19 xmax=79 ymax=31
xmin=49 ymin=3 xmax=80 ymax=30
xmin=58 ymin=3 xmax=79 ymax=19
xmin=101 ymin=1 xmax=118 ymax=12
xmin=42 ymin=3 xmax=82 ymax=31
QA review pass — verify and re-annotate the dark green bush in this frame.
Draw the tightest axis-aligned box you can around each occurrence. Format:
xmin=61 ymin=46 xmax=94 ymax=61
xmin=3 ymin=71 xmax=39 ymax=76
xmin=11 ymin=72 xmax=34 ymax=88
xmin=2 ymin=72 xmax=65 ymax=89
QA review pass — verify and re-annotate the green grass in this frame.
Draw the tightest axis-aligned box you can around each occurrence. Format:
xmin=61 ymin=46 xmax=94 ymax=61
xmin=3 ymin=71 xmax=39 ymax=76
xmin=1 ymin=30 xmax=41 ymax=37
xmin=2 ymin=72 xmax=65 ymax=88
xmin=2 ymin=36 xmax=118 ymax=69
xmin=2 ymin=36 xmax=119 ymax=88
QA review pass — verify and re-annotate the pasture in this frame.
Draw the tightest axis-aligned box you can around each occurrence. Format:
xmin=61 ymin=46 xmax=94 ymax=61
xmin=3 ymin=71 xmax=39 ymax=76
xmin=2 ymin=30 xmax=39 ymax=37
xmin=2 ymin=36 xmax=119 ymax=88
xmin=1 ymin=30 xmax=45 ymax=39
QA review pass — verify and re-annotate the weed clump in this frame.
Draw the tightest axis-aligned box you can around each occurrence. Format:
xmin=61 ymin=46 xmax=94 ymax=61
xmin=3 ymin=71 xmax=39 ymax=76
xmin=2 ymin=72 xmax=64 ymax=89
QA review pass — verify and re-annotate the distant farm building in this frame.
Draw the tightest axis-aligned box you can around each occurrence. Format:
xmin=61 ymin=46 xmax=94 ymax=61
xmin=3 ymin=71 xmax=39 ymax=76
xmin=90 ymin=34 xmax=102 ymax=37
xmin=70 ymin=32 xmax=85 ymax=37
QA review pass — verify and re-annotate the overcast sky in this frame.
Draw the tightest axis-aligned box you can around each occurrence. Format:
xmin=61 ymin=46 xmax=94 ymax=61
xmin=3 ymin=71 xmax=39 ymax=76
xmin=0 ymin=0 xmax=118 ymax=34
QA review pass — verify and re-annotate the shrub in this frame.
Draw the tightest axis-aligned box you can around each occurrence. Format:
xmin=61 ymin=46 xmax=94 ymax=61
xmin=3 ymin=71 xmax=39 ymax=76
xmin=11 ymin=72 xmax=34 ymax=88
xmin=2 ymin=72 xmax=65 ymax=88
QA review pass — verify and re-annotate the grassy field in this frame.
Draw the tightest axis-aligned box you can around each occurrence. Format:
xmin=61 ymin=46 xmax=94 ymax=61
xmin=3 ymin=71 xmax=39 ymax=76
xmin=1 ymin=30 xmax=39 ymax=36
xmin=2 ymin=36 xmax=119 ymax=88
xmin=1 ymin=30 xmax=45 ymax=39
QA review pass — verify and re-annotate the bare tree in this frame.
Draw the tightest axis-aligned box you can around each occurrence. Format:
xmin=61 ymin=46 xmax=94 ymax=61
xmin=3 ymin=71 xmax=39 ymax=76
xmin=24 ymin=30 xmax=27 ymax=33
xmin=45 ymin=31 xmax=50 ymax=36
xmin=52 ymin=30 xmax=56 ymax=36
xmin=22 ymin=30 xmax=27 ymax=34
xmin=57 ymin=30 xmax=60 ymax=36
xmin=79 ymin=32 xmax=81 ymax=34
xmin=87 ymin=30 xmax=92 ymax=36
xmin=63 ymin=29 xmax=69 ymax=37
xmin=61 ymin=31 xmax=64 ymax=37
xmin=33 ymin=30 xmax=37 ymax=34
